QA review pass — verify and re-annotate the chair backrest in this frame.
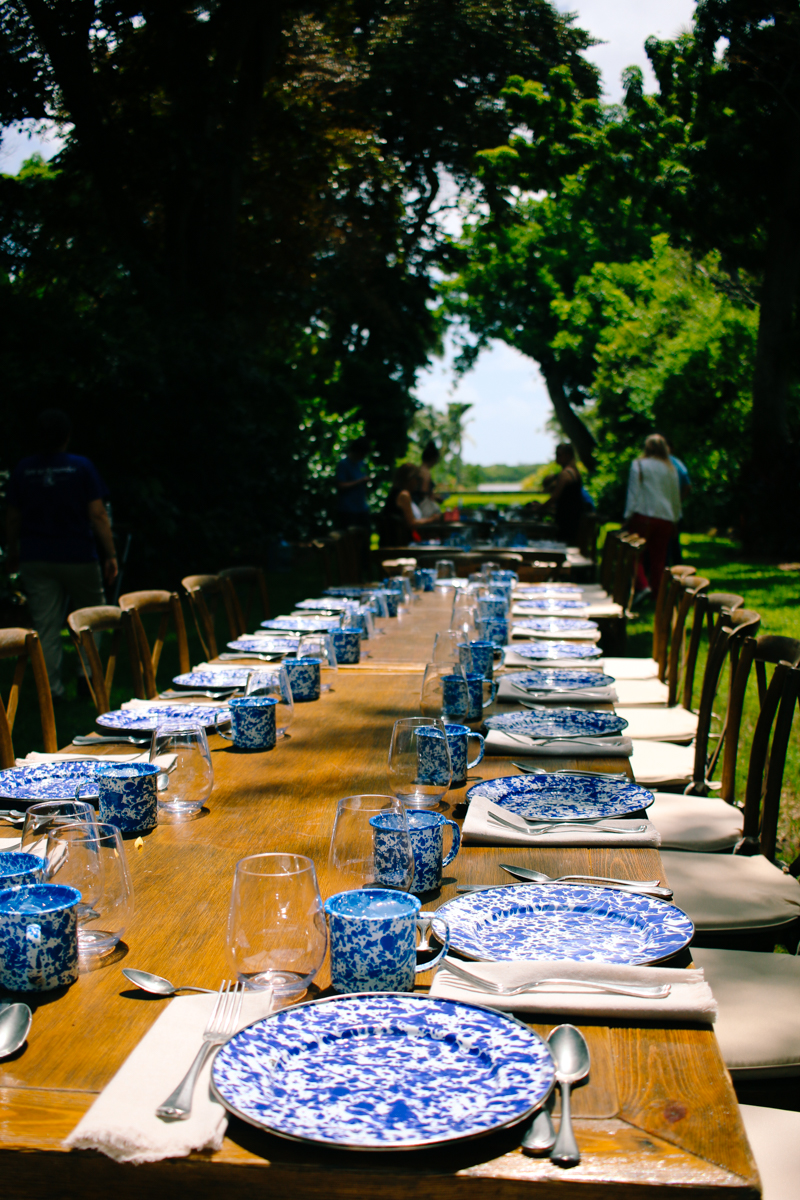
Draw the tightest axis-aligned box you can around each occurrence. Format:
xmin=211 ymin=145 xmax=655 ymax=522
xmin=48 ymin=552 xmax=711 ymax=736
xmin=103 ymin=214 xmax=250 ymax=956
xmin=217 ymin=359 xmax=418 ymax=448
xmin=218 ymin=566 xmax=270 ymax=633
xmin=181 ymin=575 xmax=240 ymax=660
xmin=0 ymin=628 xmax=57 ymax=767
xmin=653 ymin=564 xmax=696 ymax=666
xmin=681 ymin=591 xmax=745 ymax=711
xmin=67 ymin=605 xmax=144 ymax=714
xmin=118 ymin=590 xmax=190 ymax=698
xmin=612 ymin=534 xmax=646 ymax=610
xmin=665 ymin=576 xmax=710 ymax=706
xmin=685 ymin=607 xmax=762 ymax=795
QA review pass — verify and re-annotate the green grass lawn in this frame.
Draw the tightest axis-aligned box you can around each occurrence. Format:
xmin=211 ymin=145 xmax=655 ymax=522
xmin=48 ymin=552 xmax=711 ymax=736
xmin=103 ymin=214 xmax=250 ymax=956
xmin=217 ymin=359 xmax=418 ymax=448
xmin=624 ymin=532 xmax=800 ymax=867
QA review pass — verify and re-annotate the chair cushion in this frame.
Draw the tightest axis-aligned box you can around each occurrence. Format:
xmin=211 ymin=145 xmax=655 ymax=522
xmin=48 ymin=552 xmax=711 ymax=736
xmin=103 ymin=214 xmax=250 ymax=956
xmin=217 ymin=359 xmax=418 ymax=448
xmin=648 ymin=793 xmax=743 ymax=852
xmin=613 ymin=677 xmax=670 ymax=706
xmin=630 ymin=738 xmax=696 ymax=786
xmin=616 ymin=706 xmax=699 ymax=743
xmin=604 ymin=656 xmax=659 ymax=680
xmin=692 ymin=949 xmax=800 ymax=1078
xmin=739 ymin=1104 xmax=800 ymax=1196
xmin=662 ymin=852 xmax=800 ymax=931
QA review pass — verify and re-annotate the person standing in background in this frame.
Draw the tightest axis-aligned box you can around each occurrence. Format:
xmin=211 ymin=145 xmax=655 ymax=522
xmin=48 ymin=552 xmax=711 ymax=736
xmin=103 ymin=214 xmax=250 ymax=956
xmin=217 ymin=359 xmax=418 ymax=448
xmin=543 ymin=443 xmax=584 ymax=545
xmin=416 ymin=441 xmax=443 ymax=518
xmin=334 ymin=436 xmax=371 ymax=535
xmin=624 ymin=433 xmax=681 ymax=603
xmin=5 ymin=409 xmax=117 ymax=699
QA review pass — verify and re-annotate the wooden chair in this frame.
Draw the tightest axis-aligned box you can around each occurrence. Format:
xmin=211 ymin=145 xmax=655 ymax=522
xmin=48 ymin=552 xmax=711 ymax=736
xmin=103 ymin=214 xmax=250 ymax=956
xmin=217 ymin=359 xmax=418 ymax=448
xmin=662 ymin=639 xmax=800 ymax=948
xmin=681 ymin=590 xmax=745 ymax=713
xmin=67 ymin=605 xmax=145 ymax=714
xmin=219 ymin=566 xmax=270 ymax=633
xmin=605 ymin=564 xmax=697 ymax=691
xmin=181 ymin=575 xmax=241 ymax=661
xmin=118 ymin=591 xmax=190 ymax=699
xmin=0 ymin=628 xmax=57 ymax=767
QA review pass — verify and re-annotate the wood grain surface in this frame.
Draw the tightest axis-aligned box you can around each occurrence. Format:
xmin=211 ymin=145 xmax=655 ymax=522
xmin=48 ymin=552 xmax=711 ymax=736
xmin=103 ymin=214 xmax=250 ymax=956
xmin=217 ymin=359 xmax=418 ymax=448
xmin=0 ymin=590 xmax=760 ymax=1198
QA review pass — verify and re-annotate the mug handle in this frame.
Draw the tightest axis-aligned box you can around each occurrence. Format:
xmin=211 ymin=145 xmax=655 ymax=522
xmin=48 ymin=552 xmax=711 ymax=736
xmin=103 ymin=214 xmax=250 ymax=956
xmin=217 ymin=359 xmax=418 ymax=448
xmin=466 ymin=732 xmax=485 ymax=770
xmin=441 ymin=818 xmax=461 ymax=868
xmin=481 ymin=680 xmax=499 ymax=709
xmin=414 ymin=916 xmax=450 ymax=975
xmin=26 ymin=922 xmax=42 ymax=985
xmin=216 ymin=729 xmax=234 ymax=741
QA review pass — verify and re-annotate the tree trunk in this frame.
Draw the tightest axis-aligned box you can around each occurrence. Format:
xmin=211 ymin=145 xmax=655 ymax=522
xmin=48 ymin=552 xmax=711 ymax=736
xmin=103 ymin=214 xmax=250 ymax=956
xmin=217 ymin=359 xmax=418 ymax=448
xmin=542 ymin=368 xmax=597 ymax=470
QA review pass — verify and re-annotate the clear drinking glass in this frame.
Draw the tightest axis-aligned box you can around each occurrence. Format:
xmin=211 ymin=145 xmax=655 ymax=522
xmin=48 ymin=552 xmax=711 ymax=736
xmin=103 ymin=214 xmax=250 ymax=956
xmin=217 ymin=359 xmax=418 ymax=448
xmin=327 ymin=794 xmax=413 ymax=892
xmin=45 ymin=821 xmax=134 ymax=961
xmin=245 ymin=666 xmax=294 ymax=737
xmin=149 ymin=720 xmax=213 ymax=820
xmin=431 ymin=629 xmax=463 ymax=664
xmin=388 ymin=717 xmax=452 ymax=808
xmin=19 ymin=798 xmax=96 ymax=858
xmin=297 ymin=633 xmax=338 ymax=691
xmin=420 ymin=661 xmax=469 ymax=720
xmin=435 ymin=559 xmax=455 ymax=580
xmin=225 ymin=853 xmax=327 ymax=997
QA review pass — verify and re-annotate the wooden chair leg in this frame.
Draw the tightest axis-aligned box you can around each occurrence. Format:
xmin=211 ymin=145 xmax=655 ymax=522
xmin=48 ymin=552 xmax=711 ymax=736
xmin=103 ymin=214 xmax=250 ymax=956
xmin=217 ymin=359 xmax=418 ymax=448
xmin=26 ymin=632 xmax=57 ymax=753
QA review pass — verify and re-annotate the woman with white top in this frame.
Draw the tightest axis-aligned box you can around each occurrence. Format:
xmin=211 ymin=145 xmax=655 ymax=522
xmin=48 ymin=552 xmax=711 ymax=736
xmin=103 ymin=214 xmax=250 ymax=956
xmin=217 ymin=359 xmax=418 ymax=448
xmin=624 ymin=434 xmax=682 ymax=599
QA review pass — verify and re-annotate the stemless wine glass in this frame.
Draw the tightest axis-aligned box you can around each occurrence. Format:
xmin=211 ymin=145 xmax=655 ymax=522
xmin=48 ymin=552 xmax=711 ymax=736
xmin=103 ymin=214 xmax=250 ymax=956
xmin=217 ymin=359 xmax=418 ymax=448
xmin=225 ymin=853 xmax=327 ymax=997
xmin=297 ymin=633 xmax=338 ymax=691
xmin=328 ymin=794 xmax=413 ymax=893
xmin=435 ymin=559 xmax=455 ymax=580
xmin=20 ymin=798 xmax=96 ymax=857
xmin=388 ymin=717 xmax=452 ymax=808
xmin=431 ymin=629 xmax=464 ymax=665
xmin=149 ymin=719 xmax=213 ymax=820
xmin=420 ymin=661 xmax=469 ymax=721
xmin=45 ymin=821 xmax=134 ymax=961
xmin=244 ymin=666 xmax=294 ymax=737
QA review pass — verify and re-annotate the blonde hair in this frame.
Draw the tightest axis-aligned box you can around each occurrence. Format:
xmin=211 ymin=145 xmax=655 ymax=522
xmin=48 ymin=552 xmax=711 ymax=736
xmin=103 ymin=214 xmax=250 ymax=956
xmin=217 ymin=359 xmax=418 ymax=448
xmin=643 ymin=434 xmax=671 ymax=461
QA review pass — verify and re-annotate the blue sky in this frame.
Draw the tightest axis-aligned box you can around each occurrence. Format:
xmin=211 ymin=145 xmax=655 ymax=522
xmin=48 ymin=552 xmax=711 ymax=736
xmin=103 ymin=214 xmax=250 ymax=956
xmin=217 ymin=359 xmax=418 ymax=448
xmin=0 ymin=2 xmax=696 ymax=466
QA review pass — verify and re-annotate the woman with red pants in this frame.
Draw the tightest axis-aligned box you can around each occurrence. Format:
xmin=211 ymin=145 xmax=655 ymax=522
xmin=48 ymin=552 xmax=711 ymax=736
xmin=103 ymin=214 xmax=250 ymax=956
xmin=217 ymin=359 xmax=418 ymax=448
xmin=624 ymin=434 xmax=681 ymax=602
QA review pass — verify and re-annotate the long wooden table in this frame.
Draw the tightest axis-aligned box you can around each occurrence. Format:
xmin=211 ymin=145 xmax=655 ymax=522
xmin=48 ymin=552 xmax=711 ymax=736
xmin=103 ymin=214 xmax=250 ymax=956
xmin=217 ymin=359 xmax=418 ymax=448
xmin=0 ymin=592 xmax=759 ymax=1197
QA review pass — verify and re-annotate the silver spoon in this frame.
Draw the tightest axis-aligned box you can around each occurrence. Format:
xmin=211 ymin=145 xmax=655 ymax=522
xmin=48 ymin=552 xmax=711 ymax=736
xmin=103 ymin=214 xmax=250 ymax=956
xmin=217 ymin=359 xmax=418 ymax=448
xmin=0 ymin=1002 xmax=32 ymax=1058
xmin=122 ymin=968 xmax=215 ymax=996
xmin=510 ymin=762 xmax=628 ymax=780
xmin=549 ymin=1024 xmax=590 ymax=1168
xmin=522 ymin=1104 xmax=556 ymax=1154
xmin=218 ymin=652 xmax=283 ymax=662
xmin=157 ymin=689 xmax=237 ymax=701
xmin=500 ymin=863 xmax=667 ymax=892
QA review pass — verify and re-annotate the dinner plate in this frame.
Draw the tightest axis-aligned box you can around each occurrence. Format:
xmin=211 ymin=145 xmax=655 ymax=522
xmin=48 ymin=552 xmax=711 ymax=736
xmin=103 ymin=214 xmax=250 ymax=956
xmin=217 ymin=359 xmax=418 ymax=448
xmin=261 ymin=617 xmax=342 ymax=632
xmin=211 ymin=993 xmax=554 ymax=1150
xmin=324 ymin=587 xmax=365 ymax=598
xmin=515 ymin=586 xmax=583 ymax=596
xmin=172 ymin=669 xmax=253 ymax=689
xmin=226 ymin=637 xmax=299 ymax=654
xmin=507 ymin=642 xmax=602 ymax=661
xmin=295 ymin=598 xmax=359 ymax=611
xmin=97 ymin=704 xmax=229 ymax=732
xmin=466 ymin=773 xmax=653 ymax=820
xmin=515 ymin=599 xmax=587 ymax=612
xmin=0 ymin=761 xmax=102 ymax=801
xmin=484 ymin=708 xmax=628 ymax=738
xmin=513 ymin=618 xmax=598 ymax=632
xmin=505 ymin=670 xmax=616 ymax=691
xmin=436 ymin=885 xmax=693 ymax=964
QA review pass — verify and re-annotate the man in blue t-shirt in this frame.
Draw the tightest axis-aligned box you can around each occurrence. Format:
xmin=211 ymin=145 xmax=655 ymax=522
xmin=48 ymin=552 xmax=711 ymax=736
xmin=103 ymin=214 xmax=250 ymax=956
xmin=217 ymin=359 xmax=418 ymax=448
xmin=6 ymin=410 xmax=118 ymax=698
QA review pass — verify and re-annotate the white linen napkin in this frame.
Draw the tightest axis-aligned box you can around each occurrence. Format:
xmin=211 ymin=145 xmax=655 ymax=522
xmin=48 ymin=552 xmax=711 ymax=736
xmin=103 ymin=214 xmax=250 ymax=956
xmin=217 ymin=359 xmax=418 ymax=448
xmin=18 ymin=751 xmax=147 ymax=765
xmin=64 ymin=990 xmax=274 ymax=1164
xmin=462 ymin=795 xmax=659 ymax=847
xmin=0 ymin=836 xmax=21 ymax=850
xmin=512 ymin=605 xmax=591 ymax=619
xmin=511 ymin=625 xmax=600 ymax=642
xmin=485 ymin=730 xmax=633 ymax=757
xmin=121 ymin=698 xmax=230 ymax=710
xmin=430 ymin=959 xmax=716 ymax=1021
xmin=503 ymin=648 xmax=605 ymax=670
xmin=496 ymin=676 xmax=618 ymax=704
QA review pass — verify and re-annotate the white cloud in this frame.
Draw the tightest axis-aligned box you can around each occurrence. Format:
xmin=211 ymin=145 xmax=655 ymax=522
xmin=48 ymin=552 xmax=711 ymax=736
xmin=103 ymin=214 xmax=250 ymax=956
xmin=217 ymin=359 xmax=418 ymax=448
xmin=0 ymin=120 xmax=64 ymax=175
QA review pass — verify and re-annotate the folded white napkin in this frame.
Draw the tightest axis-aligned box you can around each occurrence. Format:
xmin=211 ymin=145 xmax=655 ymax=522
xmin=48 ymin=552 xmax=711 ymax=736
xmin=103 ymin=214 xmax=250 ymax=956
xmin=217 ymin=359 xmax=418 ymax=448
xmin=496 ymin=676 xmax=618 ymax=704
xmin=121 ymin=698 xmax=229 ymax=710
xmin=485 ymin=730 xmax=633 ymax=758
xmin=430 ymin=959 xmax=716 ymax=1021
xmin=65 ymin=990 xmax=274 ymax=1164
xmin=512 ymin=606 xmax=591 ymax=620
xmin=0 ymin=835 xmax=21 ymax=850
xmin=503 ymin=648 xmax=605 ymax=670
xmin=585 ymin=603 xmax=624 ymax=618
xmin=462 ymin=796 xmax=659 ymax=846
xmin=18 ymin=751 xmax=147 ymax=765
xmin=511 ymin=625 xmax=600 ymax=642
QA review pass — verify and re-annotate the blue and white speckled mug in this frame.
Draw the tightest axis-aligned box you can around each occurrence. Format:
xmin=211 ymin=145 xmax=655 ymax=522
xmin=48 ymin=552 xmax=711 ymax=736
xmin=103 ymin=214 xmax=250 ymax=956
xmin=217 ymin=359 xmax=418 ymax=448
xmin=458 ymin=639 xmax=495 ymax=680
xmin=324 ymin=888 xmax=449 ymax=992
xmin=475 ymin=616 xmax=509 ymax=646
xmin=0 ymin=883 xmax=80 ymax=991
xmin=477 ymin=597 xmax=508 ymax=622
xmin=444 ymin=723 xmax=485 ymax=788
xmin=0 ymin=851 xmax=45 ymax=891
xmin=97 ymin=761 xmax=159 ymax=833
xmin=284 ymin=657 xmax=322 ymax=702
xmin=465 ymin=672 xmax=498 ymax=722
xmin=416 ymin=723 xmax=484 ymax=789
xmin=220 ymin=696 xmax=277 ymax=750
xmin=372 ymin=810 xmax=461 ymax=894
xmin=331 ymin=629 xmax=361 ymax=665
xmin=441 ymin=671 xmax=469 ymax=721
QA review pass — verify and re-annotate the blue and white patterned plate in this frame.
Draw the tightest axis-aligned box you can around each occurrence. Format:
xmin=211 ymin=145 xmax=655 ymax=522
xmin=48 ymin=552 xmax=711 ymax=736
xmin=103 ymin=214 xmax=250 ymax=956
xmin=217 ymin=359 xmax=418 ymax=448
xmin=261 ymin=616 xmax=341 ymax=632
xmin=508 ymin=642 xmax=602 ymax=661
xmin=0 ymin=761 xmax=102 ymax=801
xmin=226 ymin=637 xmax=299 ymax=654
xmin=466 ymin=773 xmax=653 ymax=820
xmin=485 ymin=708 xmax=627 ymax=738
xmin=504 ymin=670 xmax=616 ymax=691
xmin=513 ymin=618 xmax=598 ymax=633
xmin=211 ymin=992 xmax=554 ymax=1149
xmin=437 ymin=885 xmax=693 ymax=964
xmin=324 ymin=586 xmax=365 ymax=598
xmin=516 ymin=586 xmax=582 ymax=596
xmin=516 ymin=599 xmax=587 ymax=612
xmin=97 ymin=704 xmax=230 ymax=732
xmin=296 ymin=598 xmax=359 ymax=611
xmin=172 ymin=669 xmax=252 ymax=689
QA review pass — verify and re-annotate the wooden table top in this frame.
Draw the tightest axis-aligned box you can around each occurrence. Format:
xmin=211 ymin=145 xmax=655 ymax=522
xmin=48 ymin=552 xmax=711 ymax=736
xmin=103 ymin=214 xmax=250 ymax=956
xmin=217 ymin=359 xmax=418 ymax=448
xmin=0 ymin=592 xmax=759 ymax=1198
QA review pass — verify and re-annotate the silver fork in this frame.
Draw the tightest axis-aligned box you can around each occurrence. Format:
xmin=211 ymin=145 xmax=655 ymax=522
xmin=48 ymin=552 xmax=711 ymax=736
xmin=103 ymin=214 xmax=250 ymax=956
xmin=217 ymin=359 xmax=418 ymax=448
xmin=439 ymin=959 xmax=671 ymax=999
xmin=156 ymin=981 xmax=244 ymax=1120
xmin=487 ymin=811 xmax=646 ymax=835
